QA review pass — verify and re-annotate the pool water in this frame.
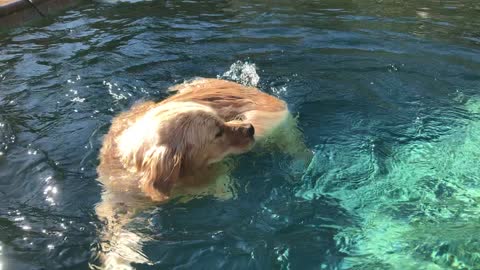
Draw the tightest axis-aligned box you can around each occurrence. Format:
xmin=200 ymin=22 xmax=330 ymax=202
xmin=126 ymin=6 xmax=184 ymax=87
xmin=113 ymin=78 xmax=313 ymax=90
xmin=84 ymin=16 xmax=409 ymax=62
xmin=1 ymin=0 xmax=480 ymax=269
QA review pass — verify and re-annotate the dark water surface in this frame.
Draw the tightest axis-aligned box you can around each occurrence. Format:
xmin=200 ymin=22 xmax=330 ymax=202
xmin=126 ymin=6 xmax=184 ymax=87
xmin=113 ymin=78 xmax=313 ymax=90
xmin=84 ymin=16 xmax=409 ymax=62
xmin=1 ymin=0 xmax=480 ymax=269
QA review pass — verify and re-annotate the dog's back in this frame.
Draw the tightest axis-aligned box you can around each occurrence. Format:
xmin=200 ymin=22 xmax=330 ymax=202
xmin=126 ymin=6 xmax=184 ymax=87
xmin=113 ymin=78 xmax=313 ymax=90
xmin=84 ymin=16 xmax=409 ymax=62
xmin=167 ymin=78 xmax=289 ymax=138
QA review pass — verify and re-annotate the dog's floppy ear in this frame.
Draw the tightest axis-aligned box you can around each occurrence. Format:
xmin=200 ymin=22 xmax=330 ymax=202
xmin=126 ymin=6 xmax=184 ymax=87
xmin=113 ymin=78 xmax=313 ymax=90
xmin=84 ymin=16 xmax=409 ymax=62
xmin=137 ymin=145 xmax=182 ymax=201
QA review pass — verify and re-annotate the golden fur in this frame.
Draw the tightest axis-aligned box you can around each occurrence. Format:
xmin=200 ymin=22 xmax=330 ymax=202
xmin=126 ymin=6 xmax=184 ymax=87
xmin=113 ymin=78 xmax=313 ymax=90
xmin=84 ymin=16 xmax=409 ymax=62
xmin=97 ymin=78 xmax=289 ymax=201
xmin=94 ymin=78 xmax=310 ymax=269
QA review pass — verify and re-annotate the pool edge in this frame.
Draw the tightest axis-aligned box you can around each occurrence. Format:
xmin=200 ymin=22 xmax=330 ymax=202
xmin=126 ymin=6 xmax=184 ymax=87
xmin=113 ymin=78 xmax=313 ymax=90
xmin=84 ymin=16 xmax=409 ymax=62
xmin=0 ymin=0 xmax=86 ymax=28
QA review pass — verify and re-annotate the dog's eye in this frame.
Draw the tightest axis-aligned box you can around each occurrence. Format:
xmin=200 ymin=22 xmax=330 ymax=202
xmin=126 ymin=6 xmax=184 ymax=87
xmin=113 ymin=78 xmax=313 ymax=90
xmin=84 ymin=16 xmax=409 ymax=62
xmin=215 ymin=129 xmax=223 ymax=138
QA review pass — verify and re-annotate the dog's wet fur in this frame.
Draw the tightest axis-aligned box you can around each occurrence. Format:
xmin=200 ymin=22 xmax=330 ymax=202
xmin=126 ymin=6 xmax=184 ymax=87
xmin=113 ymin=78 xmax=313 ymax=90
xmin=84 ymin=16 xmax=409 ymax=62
xmin=94 ymin=78 xmax=311 ymax=269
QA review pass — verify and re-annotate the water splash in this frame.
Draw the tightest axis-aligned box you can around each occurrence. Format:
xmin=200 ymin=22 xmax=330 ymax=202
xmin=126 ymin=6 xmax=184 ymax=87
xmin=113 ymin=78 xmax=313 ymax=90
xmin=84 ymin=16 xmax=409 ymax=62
xmin=270 ymin=85 xmax=288 ymax=97
xmin=219 ymin=61 xmax=260 ymax=87
xmin=103 ymin=80 xmax=129 ymax=101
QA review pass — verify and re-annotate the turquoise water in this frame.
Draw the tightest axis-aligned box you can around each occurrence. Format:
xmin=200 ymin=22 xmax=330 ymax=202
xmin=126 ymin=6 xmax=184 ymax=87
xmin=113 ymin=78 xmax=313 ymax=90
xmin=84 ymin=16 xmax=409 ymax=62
xmin=1 ymin=0 xmax=480 ymax=269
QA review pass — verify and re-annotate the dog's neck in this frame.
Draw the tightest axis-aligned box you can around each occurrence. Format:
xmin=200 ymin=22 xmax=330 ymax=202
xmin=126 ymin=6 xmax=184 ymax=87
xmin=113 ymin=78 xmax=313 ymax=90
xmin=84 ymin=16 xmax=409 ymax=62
xmin=177 ymin=163 xmax=220 ymax=188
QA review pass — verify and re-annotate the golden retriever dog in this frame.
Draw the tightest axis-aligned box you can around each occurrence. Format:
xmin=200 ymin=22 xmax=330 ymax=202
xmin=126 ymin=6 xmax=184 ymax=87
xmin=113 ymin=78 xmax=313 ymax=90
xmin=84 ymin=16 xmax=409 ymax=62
xmin=94 ymin=78 xmax=310 ymax=269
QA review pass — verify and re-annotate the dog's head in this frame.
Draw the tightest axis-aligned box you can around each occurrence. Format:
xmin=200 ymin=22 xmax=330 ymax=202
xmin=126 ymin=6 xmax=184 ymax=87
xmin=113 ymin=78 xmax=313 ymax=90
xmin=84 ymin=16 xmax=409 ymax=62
xmin=117 ymin=102 xmax=254 ymax=201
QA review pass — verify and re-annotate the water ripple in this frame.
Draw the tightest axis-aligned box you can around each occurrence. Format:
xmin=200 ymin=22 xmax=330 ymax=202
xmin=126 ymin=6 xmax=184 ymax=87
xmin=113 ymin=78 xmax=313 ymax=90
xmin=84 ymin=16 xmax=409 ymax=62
xmin=1 ymin=0 xmax=480 ymax=269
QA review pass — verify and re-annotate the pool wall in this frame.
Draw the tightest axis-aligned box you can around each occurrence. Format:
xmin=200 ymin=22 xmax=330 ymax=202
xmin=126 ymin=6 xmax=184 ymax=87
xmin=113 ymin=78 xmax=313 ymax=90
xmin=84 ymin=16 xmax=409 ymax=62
xmin=0 ymin=0 xmax=84 ymax=27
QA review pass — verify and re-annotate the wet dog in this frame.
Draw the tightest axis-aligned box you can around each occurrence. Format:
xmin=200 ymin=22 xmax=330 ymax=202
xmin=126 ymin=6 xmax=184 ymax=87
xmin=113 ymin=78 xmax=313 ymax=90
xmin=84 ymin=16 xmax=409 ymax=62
xmin=94 ymin=78 xmax=310 ymax=269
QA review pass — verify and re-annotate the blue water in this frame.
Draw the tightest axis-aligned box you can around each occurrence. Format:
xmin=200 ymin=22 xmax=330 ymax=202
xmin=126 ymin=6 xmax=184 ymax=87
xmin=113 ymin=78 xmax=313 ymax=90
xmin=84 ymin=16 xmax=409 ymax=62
xmin=1 ymin=0 xmax=480 ymax=269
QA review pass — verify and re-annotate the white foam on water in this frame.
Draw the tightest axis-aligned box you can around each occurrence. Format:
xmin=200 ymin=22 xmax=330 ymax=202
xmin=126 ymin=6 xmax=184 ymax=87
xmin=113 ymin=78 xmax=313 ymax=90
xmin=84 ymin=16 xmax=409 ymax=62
xmin=271 ymin=85 xmax=288 ymax=97
xmin=103 ymin=80 xmax=129 ymax=101
xmin=71 ymin=97 xmax=86 ymax=103
xmin=219 ymin=61 xmax=260 ymax=87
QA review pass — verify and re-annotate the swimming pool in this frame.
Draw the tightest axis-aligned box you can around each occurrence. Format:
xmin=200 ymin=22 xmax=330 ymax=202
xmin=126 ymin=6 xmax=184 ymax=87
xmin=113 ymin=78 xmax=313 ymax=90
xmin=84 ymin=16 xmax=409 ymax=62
xmin=1 ymin=0 xmax=480 ymax=269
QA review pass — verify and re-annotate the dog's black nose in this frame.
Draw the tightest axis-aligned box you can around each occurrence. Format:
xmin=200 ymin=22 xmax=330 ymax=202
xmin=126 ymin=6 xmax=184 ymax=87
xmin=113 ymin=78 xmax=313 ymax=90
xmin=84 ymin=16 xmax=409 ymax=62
xmin=247 ymin=124 xmax=255 ymax=137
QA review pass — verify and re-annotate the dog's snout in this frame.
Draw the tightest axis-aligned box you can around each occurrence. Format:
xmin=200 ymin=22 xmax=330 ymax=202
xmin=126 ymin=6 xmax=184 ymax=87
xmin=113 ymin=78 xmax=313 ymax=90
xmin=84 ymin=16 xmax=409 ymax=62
xmin=246 ymin=124 xmax=255 ymax=137
xmin=225 ymin=121 xmax=255 ymax=138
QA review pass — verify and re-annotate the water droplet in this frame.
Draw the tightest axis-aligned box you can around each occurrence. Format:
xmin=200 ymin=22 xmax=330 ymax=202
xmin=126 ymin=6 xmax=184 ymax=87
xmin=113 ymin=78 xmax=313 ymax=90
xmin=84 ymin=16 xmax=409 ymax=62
xmin=46 ymin=197 xmax=55 ymax=204
xmin=221 ymin=61 xmax=259 ymax=87
xmin=71 ymin=97 xmax=85 ymax=103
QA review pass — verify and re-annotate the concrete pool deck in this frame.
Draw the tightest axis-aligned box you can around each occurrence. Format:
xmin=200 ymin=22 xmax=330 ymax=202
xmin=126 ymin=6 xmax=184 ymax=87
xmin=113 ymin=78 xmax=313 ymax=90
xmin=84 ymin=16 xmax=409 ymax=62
xmin=0 ymin=0 xmax=84 ymax=28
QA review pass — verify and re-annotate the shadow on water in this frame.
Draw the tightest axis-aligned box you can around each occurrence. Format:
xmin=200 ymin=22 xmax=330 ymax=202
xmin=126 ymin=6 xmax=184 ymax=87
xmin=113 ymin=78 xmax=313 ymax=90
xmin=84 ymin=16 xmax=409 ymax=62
xmin=1 ymin=0 xmax=480 ymax=269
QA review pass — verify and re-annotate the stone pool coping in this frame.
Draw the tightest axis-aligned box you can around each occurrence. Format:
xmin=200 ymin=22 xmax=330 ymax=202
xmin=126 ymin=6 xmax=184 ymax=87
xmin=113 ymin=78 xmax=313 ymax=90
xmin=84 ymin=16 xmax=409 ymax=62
xmin=0 ymin=0 xmax=84 ymax=28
